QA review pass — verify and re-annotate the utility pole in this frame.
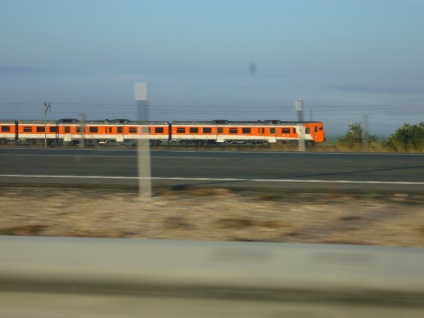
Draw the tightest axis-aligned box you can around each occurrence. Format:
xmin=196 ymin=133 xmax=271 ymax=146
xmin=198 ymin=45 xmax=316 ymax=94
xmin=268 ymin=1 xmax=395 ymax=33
xmin=79 ymin=113 xmax=86 ymax=148
xmin=44 ymin=102 xmax=51 ymax=147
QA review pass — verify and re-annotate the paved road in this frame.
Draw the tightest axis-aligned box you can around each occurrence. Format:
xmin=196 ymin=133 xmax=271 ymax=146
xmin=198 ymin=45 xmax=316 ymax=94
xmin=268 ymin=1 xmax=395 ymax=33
xmin=0 ymin=148 xmax=423 ymax=192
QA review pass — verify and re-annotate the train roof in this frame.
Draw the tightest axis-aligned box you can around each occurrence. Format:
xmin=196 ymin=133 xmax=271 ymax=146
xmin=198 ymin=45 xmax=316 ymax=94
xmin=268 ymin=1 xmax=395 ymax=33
xmin=1 ymin=119 xmax=323 ymax=125
xmin=171 ymin=120 xmax=323 ymax=125
xmin=55 ymin=119 xmax=169 ymax=124
xmin=18 ymin=120 xmax=58 ymax=124
xmin=82 ymin=120 xmax=169 ymax=125
xmin=112 ymin=121 xmax=169 ymax=125
xmin=57 ymin=118 xmax=79 ymax=123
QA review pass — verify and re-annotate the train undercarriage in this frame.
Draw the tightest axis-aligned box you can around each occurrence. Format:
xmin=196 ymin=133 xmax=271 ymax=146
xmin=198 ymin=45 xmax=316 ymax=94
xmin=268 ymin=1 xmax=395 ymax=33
xmin=1 ymin=137 xmax=315 ymax=148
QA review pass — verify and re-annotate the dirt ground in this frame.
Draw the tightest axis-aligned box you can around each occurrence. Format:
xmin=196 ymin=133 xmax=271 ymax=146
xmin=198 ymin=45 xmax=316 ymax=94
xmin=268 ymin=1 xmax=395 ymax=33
xmin=0 ymin=187 xmax=423 ymax=248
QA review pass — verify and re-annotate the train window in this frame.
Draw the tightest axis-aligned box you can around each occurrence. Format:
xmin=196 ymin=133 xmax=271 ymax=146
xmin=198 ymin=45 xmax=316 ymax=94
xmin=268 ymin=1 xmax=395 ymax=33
xmin=203 ymin=127 xmax=212 ymax=133
xmin=1 ymin=126 xmax=11 ymax=132
xmin=89 ymin=127 xmax=98 ymax=133
xmin=305 ymin=128 xmax=310 ymax=134
xmin=189 ymin=127 xmax=199 ymax=133
xmin=76 ymin=127 xmax=80 ymax=133
xmin=142 ymin=127 xmax=150 ymax=133
xmin=129 ymin=127 xmax=138 ymax=133
xmin=118 ymin=127 xmax=123 ymax=133
xmin=282 ymin=128 xmax=290 ymax=134
xmin=218 ymin=127 xmax=223 ymax=134
xmin=155 ymin=127 xmax=164 ymax=133
xmin=293 ymin=128 xmax=296 ymax=134
xmin=242 ymin=128 xmax=251 ymax=134
xmin=319 ymin=127 xmax=323 ymax=131
xmin=315 ymin=126 xmax=318 ymax=132
xmin=23 ymin=127 xmax=32 ymax=132
xmin=229 ymin=128 xmax=238 ymax=134
xmin=270 ymin=128 xmax=276 ymax=134
xmin=261 ymin=128 xmax=265 ymax=134
xmin=50 ymin=127 xmax=58 ymax=133
xmin=36 ymin=126 xmax=45 ymax=132
xmin=176 ymin=127 xmax=185 ymax=133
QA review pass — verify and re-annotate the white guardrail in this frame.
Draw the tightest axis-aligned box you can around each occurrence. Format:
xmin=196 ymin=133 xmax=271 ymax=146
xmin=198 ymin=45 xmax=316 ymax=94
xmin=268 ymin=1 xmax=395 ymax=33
xmin=1 ymin=236 xmax=423 ymax=318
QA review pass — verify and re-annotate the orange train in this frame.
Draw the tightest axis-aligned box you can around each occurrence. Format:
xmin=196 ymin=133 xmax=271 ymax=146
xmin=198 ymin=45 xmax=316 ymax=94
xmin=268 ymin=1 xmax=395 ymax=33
xmin=0 ymin=119 xmax=325 ymax=146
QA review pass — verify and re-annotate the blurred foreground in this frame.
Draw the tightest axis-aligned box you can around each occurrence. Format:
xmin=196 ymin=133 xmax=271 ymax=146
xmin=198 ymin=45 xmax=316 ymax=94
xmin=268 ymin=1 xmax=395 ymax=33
xmin=0 ymin=187 xmax=423 ymax=247
xmin=1 ymin=236 xmax=423 ymax=317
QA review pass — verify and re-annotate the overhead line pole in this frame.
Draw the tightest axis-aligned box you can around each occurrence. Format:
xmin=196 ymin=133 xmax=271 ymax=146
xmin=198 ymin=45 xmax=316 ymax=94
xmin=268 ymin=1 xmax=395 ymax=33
xmin=79 ymin=113 xmax=86 ymax=149
xmin=44 ymin=102 xmax=51 ymax=147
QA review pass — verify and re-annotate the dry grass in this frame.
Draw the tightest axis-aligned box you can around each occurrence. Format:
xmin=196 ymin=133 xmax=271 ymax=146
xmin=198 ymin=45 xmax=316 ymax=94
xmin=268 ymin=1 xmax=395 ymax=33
xmin=0 ymin=187 xmax=423 ymax=247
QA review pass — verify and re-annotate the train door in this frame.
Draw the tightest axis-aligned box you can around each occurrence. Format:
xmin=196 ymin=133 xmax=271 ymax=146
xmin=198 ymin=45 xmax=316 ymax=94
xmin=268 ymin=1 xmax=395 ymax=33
xmin=305 ymin=126 xmax=311 ymax=141
xmin=55 ymin=122 xmax=60 ymax=141
xmin=258 ymin=127 xmax=265 ymax=140
xmin=65 ymin=125 xmax=72 ymax=142
xmin=296 ymin=124 xmax=305 ymax=142
xmin=116 ymin=125 xmax=124 ymax=142
xmin=15 ymin=121 xmax=18 ymax=141
xmin=116 ymin=126 xmax=123 ymax=142
xmin=269 ymin=126 xmax=276 ymax=143
xmin=217 ymin=126 xmax=224 ymax=143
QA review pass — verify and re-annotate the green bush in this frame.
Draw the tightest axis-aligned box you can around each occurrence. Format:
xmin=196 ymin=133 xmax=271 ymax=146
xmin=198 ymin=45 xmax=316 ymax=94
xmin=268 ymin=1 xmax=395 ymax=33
xmin=383 ymin=122 xmax=424 ymax=152
xmin=337 ymin=122 xmax=378 ymax=150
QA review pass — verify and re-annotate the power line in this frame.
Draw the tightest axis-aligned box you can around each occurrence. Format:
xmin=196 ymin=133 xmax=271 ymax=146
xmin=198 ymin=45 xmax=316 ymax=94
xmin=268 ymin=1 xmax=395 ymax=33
xmin=1 ymin=101 xmax=423 ymax=109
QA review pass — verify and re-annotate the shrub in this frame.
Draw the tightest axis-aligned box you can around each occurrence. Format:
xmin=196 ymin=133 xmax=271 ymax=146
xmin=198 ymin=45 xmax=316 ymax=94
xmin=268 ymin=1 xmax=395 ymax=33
xmin=383 ymin=122 xmax=424 ymax=152
xmin=337 ymin=122 xmax=378 ymax=151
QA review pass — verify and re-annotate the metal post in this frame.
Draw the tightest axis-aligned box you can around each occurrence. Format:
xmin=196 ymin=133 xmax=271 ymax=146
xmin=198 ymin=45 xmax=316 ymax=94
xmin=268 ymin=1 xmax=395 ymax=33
xmin=295 ymin=100 xmax=305 ymax=152
xmin=135 ymin=82 xmax=152 ymax=197
xmin=44 ymin=102 xmax=51 ymax=147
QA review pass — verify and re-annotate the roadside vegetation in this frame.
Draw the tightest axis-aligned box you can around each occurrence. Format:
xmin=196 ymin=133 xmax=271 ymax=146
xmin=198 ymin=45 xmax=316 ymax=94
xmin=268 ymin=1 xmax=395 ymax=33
xmin=312 ymin=122 xmax=424 ymax=153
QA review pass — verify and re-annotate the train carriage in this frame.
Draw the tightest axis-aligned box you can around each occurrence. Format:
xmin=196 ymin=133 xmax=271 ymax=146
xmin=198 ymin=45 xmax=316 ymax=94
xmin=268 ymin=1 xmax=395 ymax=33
xmin=0 ymin=118 xmax=325 ymax=146
xmin=275 ymin=125 xmax=299 ymax=142
xmin=215 ymin=121 xmax=277 ymax=144
xmin=55 ymin=119 xmax=169 ymax=145
xmin=119 ymin=121 xmax=169 ymax=144
xmin=0 ymin=120 xmax=18 ymax=143
xmin=57 ymin=119 xmax=82 ymax=143
xmin=14 ymin=120 xmax=60 ymax=144
xmin=171 ymin=121 xmax=217 ymax=145
xmin=303 ymin=121 xmax=325 ymax=143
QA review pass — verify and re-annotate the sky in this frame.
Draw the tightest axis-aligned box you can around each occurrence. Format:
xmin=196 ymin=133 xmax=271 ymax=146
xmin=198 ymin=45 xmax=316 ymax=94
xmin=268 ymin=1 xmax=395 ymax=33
xmin=1 ymin=0 xmax=423 ymax=136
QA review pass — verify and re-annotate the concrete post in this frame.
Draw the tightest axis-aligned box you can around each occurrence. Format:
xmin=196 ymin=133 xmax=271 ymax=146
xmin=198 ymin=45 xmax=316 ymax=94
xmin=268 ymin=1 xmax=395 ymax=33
xmin=135 ymin=82 xmax=152 ymax=197
xmin=295 ymin=100 xmax=306 ymax=152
